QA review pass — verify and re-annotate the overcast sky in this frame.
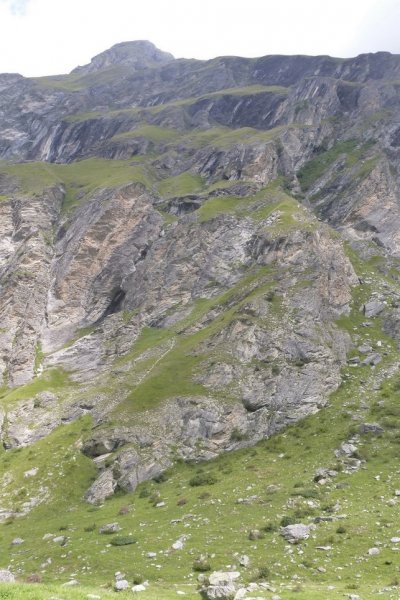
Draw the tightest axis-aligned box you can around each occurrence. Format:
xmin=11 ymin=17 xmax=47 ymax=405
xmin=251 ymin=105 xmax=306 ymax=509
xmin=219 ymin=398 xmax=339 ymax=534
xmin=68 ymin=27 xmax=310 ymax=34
xmin=0 ymin=0 xmax=399 ymax=77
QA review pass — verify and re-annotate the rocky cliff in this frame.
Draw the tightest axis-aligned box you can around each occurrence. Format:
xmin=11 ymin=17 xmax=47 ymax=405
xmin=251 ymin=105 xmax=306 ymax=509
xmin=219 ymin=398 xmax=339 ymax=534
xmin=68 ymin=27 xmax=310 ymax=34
xmin=1 ymin=42 xmax=400 ymax=504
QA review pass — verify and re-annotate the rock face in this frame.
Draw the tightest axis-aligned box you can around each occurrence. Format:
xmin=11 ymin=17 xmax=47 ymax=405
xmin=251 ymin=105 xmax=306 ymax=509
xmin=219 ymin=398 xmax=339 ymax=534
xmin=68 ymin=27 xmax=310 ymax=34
xmin=1 ymin=42 xmax=400 ymax=499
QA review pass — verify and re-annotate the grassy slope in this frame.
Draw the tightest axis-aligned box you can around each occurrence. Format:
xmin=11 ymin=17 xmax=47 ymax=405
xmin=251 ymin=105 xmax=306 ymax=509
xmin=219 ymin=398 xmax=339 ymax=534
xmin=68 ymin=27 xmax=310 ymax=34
xmin=1 ymin=252 xmax=400 ymax=599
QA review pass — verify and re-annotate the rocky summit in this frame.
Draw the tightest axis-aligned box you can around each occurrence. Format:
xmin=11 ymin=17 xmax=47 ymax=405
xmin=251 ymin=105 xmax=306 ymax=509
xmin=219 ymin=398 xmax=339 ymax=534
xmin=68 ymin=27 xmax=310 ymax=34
xmin=1 ymin=41 xmax=400 ymax=599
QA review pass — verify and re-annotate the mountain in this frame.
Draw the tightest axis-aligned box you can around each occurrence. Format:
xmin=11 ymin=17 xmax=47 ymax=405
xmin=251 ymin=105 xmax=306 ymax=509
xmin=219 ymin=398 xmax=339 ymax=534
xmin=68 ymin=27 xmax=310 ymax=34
xmin=1 ymin=42 xmax=400 ymax=598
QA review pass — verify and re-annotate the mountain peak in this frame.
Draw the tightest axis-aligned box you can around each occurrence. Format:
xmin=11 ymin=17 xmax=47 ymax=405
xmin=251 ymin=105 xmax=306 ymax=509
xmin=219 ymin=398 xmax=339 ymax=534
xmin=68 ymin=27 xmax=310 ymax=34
xmin=71 ymin=40 xmax=174 ymax=75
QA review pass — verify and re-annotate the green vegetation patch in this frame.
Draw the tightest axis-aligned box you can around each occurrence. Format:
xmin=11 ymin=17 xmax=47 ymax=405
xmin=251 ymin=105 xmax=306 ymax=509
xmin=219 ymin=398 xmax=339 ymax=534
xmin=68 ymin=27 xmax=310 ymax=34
xmin=158 ymin=173 xmax=204 ymax=197
xmin=0 ymin=158 xmax=153 ymax=214
xmin=297 ymin=140 xmax=378 ymax=192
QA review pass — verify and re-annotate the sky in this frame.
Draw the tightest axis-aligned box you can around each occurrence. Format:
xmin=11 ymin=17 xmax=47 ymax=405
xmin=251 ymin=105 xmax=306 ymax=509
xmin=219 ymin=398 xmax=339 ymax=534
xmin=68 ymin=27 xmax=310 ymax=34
xmin=0 ymin=0 xmax=399 ymax=77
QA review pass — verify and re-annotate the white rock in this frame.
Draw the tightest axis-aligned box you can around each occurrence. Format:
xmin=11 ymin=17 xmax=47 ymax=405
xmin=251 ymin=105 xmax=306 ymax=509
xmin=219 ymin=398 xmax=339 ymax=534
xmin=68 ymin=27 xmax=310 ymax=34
xmin=208 ymin=571 xmax=240 ymax=586
xmin=172 ymin=540 xmax=184 ymax=551
xmin=0 ymin=569 xmax=15 ymax=583
xmin=132 ymin=584 xmax=147 ymax=592
xmin=156 ymin=502 xmax=166 ymax=508
xmin=115 ymin=579 xmax=129 ymax=591
xmin=62 ymin=579 xmax=79 ymax=586
xmin=391 ymin=537 xmax=400 ymax=543
xmin=239 ymin=555 xmax=250 ymax=567
xmin=147 ymin=552 xmax=157 ymax=558
xmin=205 ymin=583 xmax=236 ymax=599
xmin=24 ymin=467 xmax=38 ymax=478
xmin=280 ymin=524 xmax=311 ymax=543
xmin=53 ymin=535 xmax=66 ymax=544
xmin=11 ymin=538 xmax=24 ymax=545
xmin=368 ymin=547 xmax=380 ymax=555
xmin=87 ymin=595 xmax=101 ymax=599
xmin=42 ymin=533 xmax=53 ymax=540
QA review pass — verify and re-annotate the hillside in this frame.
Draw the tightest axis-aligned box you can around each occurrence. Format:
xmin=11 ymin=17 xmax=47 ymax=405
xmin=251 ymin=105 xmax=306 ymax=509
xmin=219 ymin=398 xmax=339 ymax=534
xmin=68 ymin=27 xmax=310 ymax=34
xmin=0 ymin=41 xmax=400 ymax=598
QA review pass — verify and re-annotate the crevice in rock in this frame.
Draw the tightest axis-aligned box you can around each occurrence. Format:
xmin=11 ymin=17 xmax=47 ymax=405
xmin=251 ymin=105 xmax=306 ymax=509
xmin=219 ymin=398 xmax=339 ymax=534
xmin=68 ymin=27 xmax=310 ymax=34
xmin=93 ymin=287 xmax=126 ymax=325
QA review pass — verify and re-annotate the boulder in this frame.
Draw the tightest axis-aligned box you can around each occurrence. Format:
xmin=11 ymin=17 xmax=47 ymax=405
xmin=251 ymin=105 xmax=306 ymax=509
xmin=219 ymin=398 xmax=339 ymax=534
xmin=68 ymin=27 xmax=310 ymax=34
xmin=204 ymin=583 xmax=236 ymax=599
xmin=359 ymin=422 xmax=384 ymax=435
xmin=362 ymin=353 xmax=382 ymax=366
xmin=115 ymin=579 xmax=129 ymax=591
xmin=99 ymin=522 xmax=121 ymax=534
xmin=280 ymin=523 xmax=311 ymax=543
xmin=0 ymin=569 xmax=15 ymax=582
xmin=362 ymin=300 xmax=385 ymax=318
xmin=208 ymin=572 xmax=240 ymax=586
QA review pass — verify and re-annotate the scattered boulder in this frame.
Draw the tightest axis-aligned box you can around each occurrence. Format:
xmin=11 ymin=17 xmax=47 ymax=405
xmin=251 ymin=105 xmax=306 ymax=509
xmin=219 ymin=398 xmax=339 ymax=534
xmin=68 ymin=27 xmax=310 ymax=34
xmin=99 ymin=522 xmax=121 ymax=534
xmin=358 ymin=343 xmax=373 ymax=354
xmin=11 ymin=538 xmax=24 ymax=545
xmin=208 ymin=573 xmax=240 ymax=586
xmin=348 ymin=356 xmax=360 ymax=365
xmin=53 ymin=535 xmax=67 ymax=544
xmin=115 ymin=579 xmax=130 ymax=591
xmin=0 ymin=569 xmax=15 ymax=582
xmin=24 ymin=467 xmax=38 ymax=478
xmin=314 ymin=467 xmax=338 ymax=482
xmin=362 ymin=300 xmax=385 ymax=318
xmin=132 ymin=584 xmax=147 ymax=592
xmin=359 ymin=422 xmax=384 ymax=435
xmin=362 ymin=353 xmax=382 ymax=366
xmin=368 ymin=547 xmax=380 ymax=555
xmin=239 ymin=555 xmax=250 ymax=567
xmin=204 ymin=584 xmax=236 ymax=599
xmin=248 ymin=529 xmax=262 ymax=540
xmin=335 ymin=442 xmax=357 ymax=457
xmin=85 ymin=469 xmax=116 ymax=504
xmin=280 ymin=524 xmax=311 ymax=544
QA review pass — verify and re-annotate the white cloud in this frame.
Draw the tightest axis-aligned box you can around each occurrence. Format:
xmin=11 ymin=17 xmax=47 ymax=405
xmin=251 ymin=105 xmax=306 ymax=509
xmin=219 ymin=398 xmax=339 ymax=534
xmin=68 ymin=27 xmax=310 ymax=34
xmin=0 ymin=0 xmax=397 ymax=77
xmin=0 ymin=0 xmax=30 ymax=15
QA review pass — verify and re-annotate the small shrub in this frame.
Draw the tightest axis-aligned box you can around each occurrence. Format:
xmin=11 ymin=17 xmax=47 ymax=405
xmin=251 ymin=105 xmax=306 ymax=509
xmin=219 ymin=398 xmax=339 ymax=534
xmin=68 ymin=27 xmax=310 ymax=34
xmin=118 ymin=505 xmax=131 ymax=515
xmin=110 ymin=536 xmax=137 ymax=546
xmin=58 ymin=525 xmax=68 ymax=531
xmin=84 ymin=523 xmax=96 ymax=532
xmin=346 ymin=583 xmax=359 ymax=590
xmin=198 ymin=492 xmax=211 ymax=500
xmin=177 ymin=498 xmax=188 ymax=507
xmin=336 ymin=525 xmax=347 ymax=534
xmin=189 ymin=472 xmax=218 ymax=487
xmin=262 ymin=522 xmax=278 ymax=533
xmin=280 ymin=515 xmax=297 ymax=527
xmin=153 ymin=471 xmax=169 ymax=484
xmin=26 ymin=574 xmax=42 ymax=583
xmin=255 ymin=565 xmax=270 ymax=580
xmin=139 ymin=487 xmax=151 ymax=498
xmin=302 ymin=559 xmax=313 ymax=568
xmin=132 ymin=574 xmax=144 ymax=584
xmin=193 ymin=557 xmax=212 ymax=572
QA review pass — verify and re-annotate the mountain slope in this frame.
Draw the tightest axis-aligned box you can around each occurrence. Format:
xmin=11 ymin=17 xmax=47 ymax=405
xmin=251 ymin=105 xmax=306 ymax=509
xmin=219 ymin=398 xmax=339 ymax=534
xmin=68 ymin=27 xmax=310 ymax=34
xmin=1 ymin=42 xmax=400 ymax=598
